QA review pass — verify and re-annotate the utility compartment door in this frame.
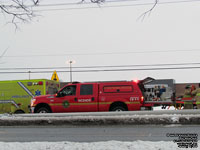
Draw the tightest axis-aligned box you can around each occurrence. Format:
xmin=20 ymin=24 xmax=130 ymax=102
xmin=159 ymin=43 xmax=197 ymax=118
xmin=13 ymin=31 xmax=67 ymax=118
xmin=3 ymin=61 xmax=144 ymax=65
xmin=0 ymin=91 xmax=11 ymax=113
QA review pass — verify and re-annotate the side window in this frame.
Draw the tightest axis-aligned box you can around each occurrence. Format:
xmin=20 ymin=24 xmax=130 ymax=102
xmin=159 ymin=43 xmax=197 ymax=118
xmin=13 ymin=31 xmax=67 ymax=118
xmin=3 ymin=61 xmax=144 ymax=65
xmin=80 ymin=84 xmax=93 ymax=95
xmin=60 ymin=85 xmax=76 ymax=96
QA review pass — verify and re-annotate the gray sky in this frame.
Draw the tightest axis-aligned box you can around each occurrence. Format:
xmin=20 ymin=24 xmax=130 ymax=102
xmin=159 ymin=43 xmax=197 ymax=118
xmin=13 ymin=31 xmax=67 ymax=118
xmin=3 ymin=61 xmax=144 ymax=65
xmin=1 ymin=0 xmax=200 ymax=83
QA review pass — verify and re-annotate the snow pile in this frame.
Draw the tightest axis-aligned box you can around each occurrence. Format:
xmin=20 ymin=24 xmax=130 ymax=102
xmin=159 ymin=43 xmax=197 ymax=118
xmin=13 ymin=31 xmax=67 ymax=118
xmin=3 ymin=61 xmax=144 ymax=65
xmin=153 ymin=106 xmax=177 ymax=110
xmin=1 ymin=110 xmax=200 ymax=125
xmin=0 ymin=113 xmax=13 ymax=118
xmin=1 ymin=113 xmax=200 ymax=125
xmin=0 ymin=141 xmax=197 ymax=150
xmin=170 ymin=115 xmax=179 ymax=123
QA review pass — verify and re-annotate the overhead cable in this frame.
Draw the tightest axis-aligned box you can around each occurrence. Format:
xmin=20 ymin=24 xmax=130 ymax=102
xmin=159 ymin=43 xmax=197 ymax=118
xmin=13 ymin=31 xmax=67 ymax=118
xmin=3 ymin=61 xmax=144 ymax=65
xmin=3 ymin=49 xmax=200 ymax=58
xmin=1 ymin=62 xmax=200 ymax=70
xmin=31 ymin=0 xmax=200 ymax=12
xmin=1 ymin=66 xmax=200 ymax=74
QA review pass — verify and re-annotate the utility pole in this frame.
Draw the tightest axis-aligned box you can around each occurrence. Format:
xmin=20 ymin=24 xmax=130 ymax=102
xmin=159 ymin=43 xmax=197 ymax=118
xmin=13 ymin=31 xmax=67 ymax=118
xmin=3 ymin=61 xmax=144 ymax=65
xmin=28 ymin=71 xmax=31 ymax=80
xmin=67 ymin=60 xmax=75 ymax=83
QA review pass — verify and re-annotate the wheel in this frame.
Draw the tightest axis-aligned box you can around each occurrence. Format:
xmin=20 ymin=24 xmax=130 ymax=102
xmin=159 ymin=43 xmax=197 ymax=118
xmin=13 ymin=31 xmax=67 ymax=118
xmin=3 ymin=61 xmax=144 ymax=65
xmin=36 ymin=107 xmax=50 ymax=113
xmin=110 ymin=106 xmax=126 ymax=111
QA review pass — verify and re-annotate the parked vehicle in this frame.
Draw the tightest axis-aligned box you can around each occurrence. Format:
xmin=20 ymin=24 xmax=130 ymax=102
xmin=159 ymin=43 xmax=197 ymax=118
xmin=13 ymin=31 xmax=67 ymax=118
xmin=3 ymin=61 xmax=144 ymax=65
xmin=0 ymin=79 xmax=60 ymax=113
xmin=31 ymin=77 xmax=175 ymax=113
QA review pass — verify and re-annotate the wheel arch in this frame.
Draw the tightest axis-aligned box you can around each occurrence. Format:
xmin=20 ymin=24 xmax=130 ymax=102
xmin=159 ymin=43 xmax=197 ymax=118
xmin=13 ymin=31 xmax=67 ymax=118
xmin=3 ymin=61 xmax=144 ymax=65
xmin=34 ymin=103 xmax=52 ymax=113
xmin=14 ymin=109 xmax=25 ymax=114
xmin=109 ymin=101 xmax=128 ymax=111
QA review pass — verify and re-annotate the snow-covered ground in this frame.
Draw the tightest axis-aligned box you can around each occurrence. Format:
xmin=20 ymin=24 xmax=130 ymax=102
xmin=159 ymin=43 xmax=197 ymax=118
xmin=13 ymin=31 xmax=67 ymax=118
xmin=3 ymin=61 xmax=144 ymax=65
xmin=1 ymin=140 xmax=198 ymax=150
xmin=153 ymin=106 xmax=181 ymax=110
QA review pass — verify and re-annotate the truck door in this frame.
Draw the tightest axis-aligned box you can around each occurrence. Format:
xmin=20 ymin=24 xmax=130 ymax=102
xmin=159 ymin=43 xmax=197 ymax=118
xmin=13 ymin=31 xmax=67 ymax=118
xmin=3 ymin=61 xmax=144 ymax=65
xmin=52 ymin=85 xmax=78 ymax=112
xmin=76 ymin=83 xmax=98 ymax=112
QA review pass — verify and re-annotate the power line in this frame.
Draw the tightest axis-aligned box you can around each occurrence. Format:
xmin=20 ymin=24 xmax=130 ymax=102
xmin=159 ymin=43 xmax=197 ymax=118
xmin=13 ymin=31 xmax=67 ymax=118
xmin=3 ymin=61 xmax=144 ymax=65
xmin=1 ymin=66 xmax=200 ymax=74
xmin=3 ymin=0 xmax=199 ymax=13
xmin=31 ymin=0 xmax=200 ymax=12
xmin=3 ymin=49 xmax=200 ymax=58
xmin=0 ymin=62 xmax=200 ymax=70
xmin=4 ymin=0 xmax=190 ymax=8
xmin=35 ymin=0 xmax=200 ymax=7
xmin=34 ymin=0 xmax=141 ymax=7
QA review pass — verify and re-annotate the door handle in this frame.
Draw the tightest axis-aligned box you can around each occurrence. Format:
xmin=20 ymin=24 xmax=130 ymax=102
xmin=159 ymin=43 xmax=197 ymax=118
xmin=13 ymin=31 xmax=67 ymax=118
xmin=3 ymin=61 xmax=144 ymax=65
xmin=74 ymin=98 xmax=77 ymax=101
xmin=91 ymin=97 xmax=95 ymax=101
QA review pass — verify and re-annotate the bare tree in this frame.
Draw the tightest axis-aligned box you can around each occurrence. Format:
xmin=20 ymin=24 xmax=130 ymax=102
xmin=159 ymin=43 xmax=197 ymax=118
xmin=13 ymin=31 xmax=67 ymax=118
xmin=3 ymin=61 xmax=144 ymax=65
xmin=0 ymin=0 xmax=40 ymax=27
xmin=138 ymin=0 xmax=158 ymax=21
xmin=0 ymin=0 xmax=106 ymax=27
xmin=0 ymin=0 xmax=158 ymax=27
xmin=82 ymin=0 xmax=158 ymax=20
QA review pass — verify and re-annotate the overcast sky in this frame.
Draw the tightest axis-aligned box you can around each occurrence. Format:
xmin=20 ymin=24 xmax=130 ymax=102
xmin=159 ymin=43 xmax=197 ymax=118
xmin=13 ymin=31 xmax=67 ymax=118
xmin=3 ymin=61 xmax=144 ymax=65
xmin=1 ymin=0 xmax=200 ymax=83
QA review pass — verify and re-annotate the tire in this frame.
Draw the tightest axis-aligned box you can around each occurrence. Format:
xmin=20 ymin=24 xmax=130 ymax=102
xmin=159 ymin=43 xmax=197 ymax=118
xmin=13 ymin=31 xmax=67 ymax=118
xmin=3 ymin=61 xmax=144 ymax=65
xmin=36 ymin=107 xmax=50 ymax=113
xmin=110 ymin=106 xmax=126 ymax=111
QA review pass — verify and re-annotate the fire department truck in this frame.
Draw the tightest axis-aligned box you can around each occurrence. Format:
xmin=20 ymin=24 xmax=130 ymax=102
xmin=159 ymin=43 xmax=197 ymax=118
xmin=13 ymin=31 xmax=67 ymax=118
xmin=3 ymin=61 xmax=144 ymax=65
xmin=0 ymin=79 xmax=60 ymax=114
xmin=31 ymin=77 xmax=176 ymax=113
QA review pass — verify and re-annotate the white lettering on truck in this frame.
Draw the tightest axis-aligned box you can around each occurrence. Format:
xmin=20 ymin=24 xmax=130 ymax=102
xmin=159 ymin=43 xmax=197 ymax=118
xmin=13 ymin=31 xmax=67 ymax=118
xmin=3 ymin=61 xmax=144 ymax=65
xmin=130 ymin=97 xmax=139 ymax=101
xmin=78 ymin=99 xmax=91 ymax=102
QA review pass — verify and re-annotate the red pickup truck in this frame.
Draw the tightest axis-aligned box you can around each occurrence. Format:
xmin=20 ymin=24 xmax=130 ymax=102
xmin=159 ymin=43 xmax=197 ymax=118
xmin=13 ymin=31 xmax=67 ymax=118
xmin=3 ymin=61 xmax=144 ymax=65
xmin=31 ymin=78 xmax=173 ymax=113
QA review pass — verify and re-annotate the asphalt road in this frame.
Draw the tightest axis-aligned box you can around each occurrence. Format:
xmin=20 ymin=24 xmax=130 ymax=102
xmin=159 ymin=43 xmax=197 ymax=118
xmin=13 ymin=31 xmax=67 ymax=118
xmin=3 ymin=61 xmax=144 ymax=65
xmin=0 ymin=125 xmax=199 ymax=142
